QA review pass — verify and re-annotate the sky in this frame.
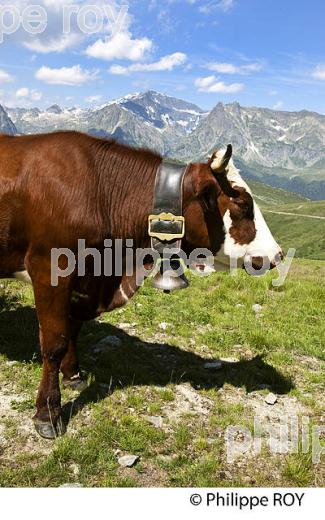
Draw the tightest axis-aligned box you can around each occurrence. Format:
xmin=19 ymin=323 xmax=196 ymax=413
xmin=0 ymin=0 xmax=325 ymax=113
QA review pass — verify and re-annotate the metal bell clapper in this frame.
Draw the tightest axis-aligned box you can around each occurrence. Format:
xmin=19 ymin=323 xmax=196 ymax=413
xmin=151 ymin=257 xmax=189 ymax=293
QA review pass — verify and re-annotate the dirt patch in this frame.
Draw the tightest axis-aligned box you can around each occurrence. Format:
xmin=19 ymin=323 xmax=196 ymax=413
xmin=160 ymin=383 xmax=213 ymax=429
xmin=0 ymin=381 xmax=52 ymax=463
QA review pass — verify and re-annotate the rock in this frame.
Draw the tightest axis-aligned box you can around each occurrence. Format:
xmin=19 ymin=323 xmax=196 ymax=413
xmin=146 ymin=416 xmax=164 ymax=428
xmin=220 ymin=357 xmax=239 ymax=364
xmin=252 ymin=304 xmax=263 ymax=313
xmin=92 ymin=335 xmax=122 ymax=353
xmin=265 ymin=392 xmax=278 ymax=405
xmin=204 ymin=361 xmax=223 ymax=370
xmin=159 ymin=322 xmax=168 ymax=331
xmin=118 ymin=454 xmax=139 ymax=468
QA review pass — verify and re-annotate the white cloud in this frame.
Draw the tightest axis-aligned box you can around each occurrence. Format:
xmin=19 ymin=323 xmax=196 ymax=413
xmin=273 ymin=101 xmax=284 ymax=110
xmin=16 ymin=87 xmax=43 ymax=101
xmin=195 ymin=75 xmax=243 ymax=93
xmin=24 ymin=33 xmax=81 ymax=54
xmin=312 ymin=65 xmax=325 ymax=80
xmin=85 ymin=95 xmax=103 ymax=104
xmin=198 ymin=0 xmax=235 ymax=14
xmin=109 ymin=65 xmax=129 ymax=75
xmin=207 ymin=61 xmax=263 ymax=74
xmin=195 ymin=75 xmax=216 ymax=88
xmin=0 ymin=69 xmax=14 ymax=83
xmin=109 ymin=52 xmax=187 ymax=74
xmin=217 ymin=0 xmax=235 ymax=12
xmin=35 ymin=65 xmax=98 ymax=86
xmin=16 ymin=87 xmax=29 ymax=98
xmin=86 ymin=32 xmax=153 ymax=62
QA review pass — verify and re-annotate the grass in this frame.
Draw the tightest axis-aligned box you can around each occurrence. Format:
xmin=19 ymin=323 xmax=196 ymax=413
xmin=0 ymin=259 xmax=324 ymax=487
xmin=249 ymin=179 xmax=308 ymax=207
xmin=243 ymin=178 xmax=325 ymax=260
xmin=263 ymin=202 xmax=325 ymax=260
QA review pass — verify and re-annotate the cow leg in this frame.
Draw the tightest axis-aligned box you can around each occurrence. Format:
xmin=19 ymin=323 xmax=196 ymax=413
xmin=29 ymin=267 xmax=72 ymax=439
xmin=60 ymin=319 xmax=87 ymax=391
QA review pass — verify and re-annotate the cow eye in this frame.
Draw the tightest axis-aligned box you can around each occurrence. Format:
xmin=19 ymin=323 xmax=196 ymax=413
xmin=200 ymin=185 xmax=217 ymax=213
xmin=231 ymin=197 xmax=254 ymax=219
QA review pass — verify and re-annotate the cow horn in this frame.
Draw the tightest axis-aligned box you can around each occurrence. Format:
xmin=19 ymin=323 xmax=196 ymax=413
xmin=210 ymin=144 xmax=232 ymax=173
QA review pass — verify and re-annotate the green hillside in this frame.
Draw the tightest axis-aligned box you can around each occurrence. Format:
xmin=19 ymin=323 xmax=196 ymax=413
xmin=248 ymin=179 xmax=308 ymax=207
xmin=266 ymin=201 xmax=325 ymax=217
xmin=243 ymin=180 xmax=325 ymax=260
xmin=263 ymin=202 xmax=325 ymax=260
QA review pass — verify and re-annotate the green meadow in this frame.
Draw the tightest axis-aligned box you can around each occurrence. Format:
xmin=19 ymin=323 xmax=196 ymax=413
xmin=0 ymin=258 xmax=324 ymax=487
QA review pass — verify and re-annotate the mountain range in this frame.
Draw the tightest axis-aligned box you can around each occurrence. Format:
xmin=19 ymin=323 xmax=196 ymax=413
xmin=2 ymin=90 xmax=325 ymax=199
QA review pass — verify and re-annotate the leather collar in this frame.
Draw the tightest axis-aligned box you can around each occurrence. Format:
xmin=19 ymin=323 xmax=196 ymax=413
xmin=148 ymin=161 xmax=188 ymax=254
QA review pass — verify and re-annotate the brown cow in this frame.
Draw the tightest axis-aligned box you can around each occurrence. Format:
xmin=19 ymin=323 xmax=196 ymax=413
xmin=0 ymin=131 xmax=282 ymax=438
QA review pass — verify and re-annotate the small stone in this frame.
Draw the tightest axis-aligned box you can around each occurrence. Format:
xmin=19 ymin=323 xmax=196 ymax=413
xmin=235 ymin=304 xmax=243 ymax=308
xmin=118 ymin=454 xmax=139 ymax=468
xmin=252 ymin=304 xmax=263 ymax=313
xmin=159 ymin=322 xmax=168 ymax=331
xmin=204 ymin=361 xmax=222 ymax=370
xmin=93 ymin=335 xmax=122 ymax=353
xmin=220 ymin=357 xmax=239 ymax=364
xmin=146 ymin=416 xmax=164 ymax=428
xmin=265 ymin=392 xmax=278 ymax=405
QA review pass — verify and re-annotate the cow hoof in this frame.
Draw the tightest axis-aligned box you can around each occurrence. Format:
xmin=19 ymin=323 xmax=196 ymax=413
xmin=33 ymin=417 xmax=66 ymax=439
xmin=62 ymin=373 xmax=87 ymax=392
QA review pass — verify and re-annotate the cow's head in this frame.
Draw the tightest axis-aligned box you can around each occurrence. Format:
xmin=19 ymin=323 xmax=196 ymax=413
xmin=183 ymin=145 xmax=283 ymax=274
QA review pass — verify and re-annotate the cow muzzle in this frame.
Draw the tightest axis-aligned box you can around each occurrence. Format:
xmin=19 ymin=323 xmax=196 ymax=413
xmin=244 ymin=251 xmax=283 ymax=274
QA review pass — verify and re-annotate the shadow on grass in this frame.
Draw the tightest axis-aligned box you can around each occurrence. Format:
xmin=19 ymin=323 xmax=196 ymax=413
xmin=0 ymin=305 xmax=294 ymax=424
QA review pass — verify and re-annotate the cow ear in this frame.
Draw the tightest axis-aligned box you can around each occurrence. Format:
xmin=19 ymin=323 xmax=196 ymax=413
xmin=210 ymin=144 xmax=232 ymax=173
